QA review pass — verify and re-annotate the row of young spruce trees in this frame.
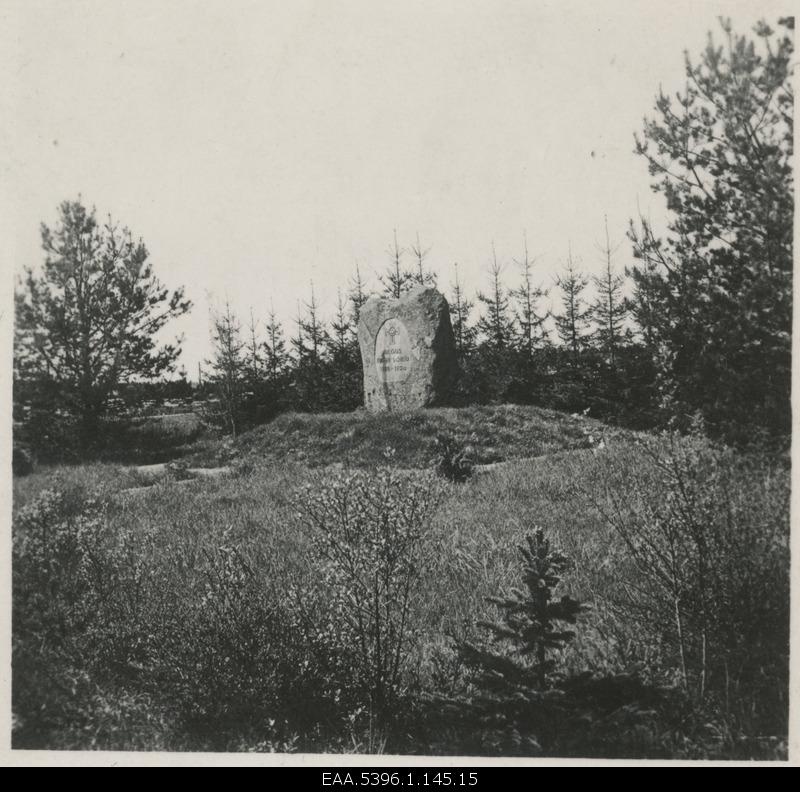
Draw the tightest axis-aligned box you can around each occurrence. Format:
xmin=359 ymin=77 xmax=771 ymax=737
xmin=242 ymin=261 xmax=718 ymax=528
xmin=200 ymin=225 xmax=656 ymax=439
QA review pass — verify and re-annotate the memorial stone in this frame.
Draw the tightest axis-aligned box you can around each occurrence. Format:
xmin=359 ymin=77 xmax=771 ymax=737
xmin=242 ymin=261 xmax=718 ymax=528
xmin=358 ymin=286 xmax=458 ymax=412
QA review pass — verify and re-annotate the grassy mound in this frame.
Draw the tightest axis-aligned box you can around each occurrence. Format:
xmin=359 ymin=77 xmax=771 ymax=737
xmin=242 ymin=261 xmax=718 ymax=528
xmin=187 ymin=404 xmax=632 ymax=470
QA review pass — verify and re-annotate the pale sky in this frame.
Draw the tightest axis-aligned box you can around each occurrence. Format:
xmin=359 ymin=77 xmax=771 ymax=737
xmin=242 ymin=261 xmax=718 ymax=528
xmin=2 ymin=0 xmax=791 ymax=377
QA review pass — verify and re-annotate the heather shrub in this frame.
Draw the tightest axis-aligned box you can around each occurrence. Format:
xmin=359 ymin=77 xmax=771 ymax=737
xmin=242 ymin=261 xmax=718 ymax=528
xmin=13 ymin=488 xmax=111 ymax=651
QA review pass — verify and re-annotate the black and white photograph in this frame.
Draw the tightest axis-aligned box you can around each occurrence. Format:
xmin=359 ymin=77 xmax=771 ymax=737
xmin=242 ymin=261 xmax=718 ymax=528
xmin=1 ymin=0 xmax=795 ymax=767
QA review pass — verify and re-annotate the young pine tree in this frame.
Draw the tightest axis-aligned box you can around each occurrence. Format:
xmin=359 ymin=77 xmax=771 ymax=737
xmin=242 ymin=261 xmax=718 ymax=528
xmin=554 ymin=247 xmax=592 ymax=361
xmin=625 ymin=243 xmax=661 ymax=355
xmin=208 ymin=300 xmax=246 ymax=437
xmin=476 ymin=244 xmax=515 ymax=352
xmin=299 ymin=282 xmax=328 ymax=364
xmin=432 ymin=529 xmax=589 ymax=755
xmin=263 ymin=303 xmax=289 ymax=382
xmin=461 ymin=529 xmax=588 ymax=692
xmin=348 ymin=262 xmax=370 ymax=328
xmin=326 ymin=289 xmax=362 ymax=410
xmin=426 ymin=528 xmax=676 ymax=758
xmin=450 ymin=263 xmax=477 ymax=361
xmin=410 ymin=232 xmax=437 ymax=287
xmin=291 ymin=284 xmax=330 ymax=410
xmin=329 ymin=289 xmax=350 ymax=359
xmin=592 ymin=217 xmax=629 ymax=366
xmin=290 ymin=301 xmax=308 ymax=364
xmin=245 ymin=308 xmax=263 ymax=387
xmin=511 ymin=234 xmax=548 ymax=357
xmin=289 ymin=302 xmax=310 ymax=409
xmin=380 ymin=229 xmax=415 ymax=298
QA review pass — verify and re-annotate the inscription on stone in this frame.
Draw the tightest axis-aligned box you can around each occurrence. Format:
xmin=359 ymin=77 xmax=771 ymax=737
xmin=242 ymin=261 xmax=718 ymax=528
xmin=375 ymin=319 xmax=412 ymax=383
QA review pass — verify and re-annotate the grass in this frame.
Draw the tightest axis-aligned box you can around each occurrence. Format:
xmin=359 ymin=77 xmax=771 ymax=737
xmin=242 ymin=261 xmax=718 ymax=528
xmin=13 ymin=462 xmax=146 ymax=513
xmin=129 ymin=411 xmax=204 ymax=442
xmin=11 ymin=405 xmax=790 ymax=757
xmin=106 ymin=411 xmax=210 ymax=464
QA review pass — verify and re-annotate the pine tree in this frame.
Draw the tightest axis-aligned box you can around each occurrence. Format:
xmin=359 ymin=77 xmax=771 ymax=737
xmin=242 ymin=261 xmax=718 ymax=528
xmin=348 ymin=262 xmax=370 ymax=327
xmin=207 ymin=300 xmax=246 ymax=437
xmin=592 ymin=217 xmax=629 ymax=365
xmin=628 ymin=17 xmax=793 ymax=439
xmin=461 ymin=529 xmax=588 ymax=691
xmin=410 ymin=232 xmax=437 ymax=287
xmin=511 ymin=233 xmax=548 ymax=357
xmin=263 ymin=304 xmax=289 ymax=381
xmin=379 ymin=229 xmax=415 ymax=298
xmin=476 ymin=244 xmax=515 ymax=351
xmin=450 ymin=263 xmax=477 ymax=360
xmin=554 ymin=246 xmax=592 ymax=360
xmin=299 ymin=281 xmax=328 ymax=364
xmin=245 ymin=308 xmax=263 ymax=386
xmin=14 ymin=199 xmax=191 ymax=445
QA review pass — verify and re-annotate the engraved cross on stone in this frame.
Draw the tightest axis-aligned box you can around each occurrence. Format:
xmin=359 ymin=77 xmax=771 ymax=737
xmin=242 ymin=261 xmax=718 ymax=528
xmin=387 ymin=323 xmax=399 ymax=343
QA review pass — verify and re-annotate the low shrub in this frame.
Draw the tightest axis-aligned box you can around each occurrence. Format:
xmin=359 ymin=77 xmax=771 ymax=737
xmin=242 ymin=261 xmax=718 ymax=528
xmin=590 ymin=433 xmax=790 ymax=750
xmin=13 ymin=484 xmax=370 ymax=750
xmin=433 ymin=433 xmax=474 ymax=483
xmin=12 ymin=443 xmax=35 ymax=476
xmin=142 ymin=542 xmax=336 ymax=748
xmin=13 ymin=488 xmax=120 ymax=747
xmin=295 ymin=464 xmax=443 ymax=731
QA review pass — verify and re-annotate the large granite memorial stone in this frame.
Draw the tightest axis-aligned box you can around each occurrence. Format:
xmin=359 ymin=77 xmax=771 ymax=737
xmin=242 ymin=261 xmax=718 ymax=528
xmin=358 ymin=286 xmax=458 ymax=412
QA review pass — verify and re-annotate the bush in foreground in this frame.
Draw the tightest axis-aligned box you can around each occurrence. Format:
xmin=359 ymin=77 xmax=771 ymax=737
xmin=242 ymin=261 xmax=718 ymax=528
xmin=591 ymin=434 xmax=790 ymax=753
xmin=12 ymin=482 xmax=354 ymax=750
xmin=295 ymin=463 xmax=443 ymax=733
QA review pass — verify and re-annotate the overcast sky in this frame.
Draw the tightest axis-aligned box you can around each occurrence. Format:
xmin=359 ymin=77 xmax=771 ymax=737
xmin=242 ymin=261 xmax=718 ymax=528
xmin=2 ymin=0 xmax=791 ymax=377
